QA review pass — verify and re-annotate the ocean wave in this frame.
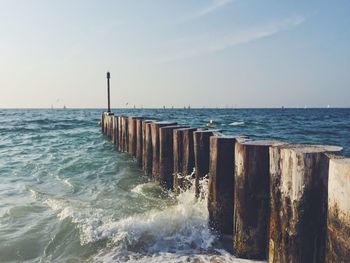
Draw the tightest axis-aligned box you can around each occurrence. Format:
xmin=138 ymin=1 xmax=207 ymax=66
xmin=39 ymin=177 xmax=243 ymax=263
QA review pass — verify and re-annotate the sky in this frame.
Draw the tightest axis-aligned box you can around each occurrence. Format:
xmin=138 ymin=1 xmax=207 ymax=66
xmin=0 ymin=0 xmax=349 ymax=108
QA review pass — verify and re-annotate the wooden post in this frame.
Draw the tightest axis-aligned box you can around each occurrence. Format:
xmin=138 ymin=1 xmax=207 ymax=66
xmin=326 ymin=157 xmax=350 ymax=262
xmin=110 ymin=115 xmax=114 ymax=140
xmin=115 ymin=116 xmax=120 ymax=147
xmin=107 ymin=114 xmax=113 ymax=139
xmin=143 ymin=121 xmax=154 ymax=175
xmin=109 ymin=116 xmax=114 ymax=143
xmin=112 ymin=116 xmax=118 ymax=145
xmin=136 ymin=118 xmax=144 ymax=167
xmin=105 ymin=114 xmax=109 ymax=137
xmin=233 ymin=140 xmax=285 ymax=259
xmin=121 ymin=116 xmax=129 ymax=152
xmin=110 ymin=115 xmax=114 ymax=142
xmin=128 ymin=117 xmax=135 ymax=155
xmin=208 ymin=135 xmax=245 ymax=235
xmin=151 ymin=121 xmax=177 ymax=180
xmin=194 ymin=129 xmax=221 ymax=197
xmin=128 ymin=117 xmax=143 ymax=157
xmin=117 ymin=116 xmax=124 ymax=152
xmin=159 ymin=125 xmax=187 ymax=189
xmin=173 ymin=128 xmax=198 ymax=192
xmin=104 ymin=112 xmax=113 ymax=137
xmin=269 ymin=144 xmax=342 ymax=263
xmin=119 ymin=116 xmax=124 ymax=151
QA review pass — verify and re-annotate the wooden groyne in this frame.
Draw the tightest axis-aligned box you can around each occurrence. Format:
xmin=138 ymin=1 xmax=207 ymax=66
xmin=101 ymin=111 xmax=349 ymax=262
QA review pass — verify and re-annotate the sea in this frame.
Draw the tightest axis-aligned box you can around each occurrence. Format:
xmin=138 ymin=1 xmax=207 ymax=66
xmin=0 ymin=108 xmax=349 ymax=263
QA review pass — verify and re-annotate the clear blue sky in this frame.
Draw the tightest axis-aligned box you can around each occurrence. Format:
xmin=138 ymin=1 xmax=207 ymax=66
xmin=1 ymin=0 xmax=349 ymax=108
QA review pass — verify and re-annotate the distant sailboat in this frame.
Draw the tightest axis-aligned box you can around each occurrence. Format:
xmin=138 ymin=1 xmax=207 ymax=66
xmin=327 ymin=105 xmax=330 ymax=108
xmin=63 ymin=105 xmax=66 ymax=109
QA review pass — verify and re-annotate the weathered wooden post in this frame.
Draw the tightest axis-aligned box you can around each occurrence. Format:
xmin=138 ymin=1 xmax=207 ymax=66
xmin=117 ymin=116 xmax=124 ymax=152
xmin=119 ymin=116 xmax=124 ymax=151
xmin=136 ymin=118 xmax=144 ymax=167
xmin=104 ymin=114 xmax=109 ymax=137
xmin=110 ymin=115 xmax=115 ymax=140
xmin=151 ymin=121 xmax=177 ymax=180
xmin=107 ymin=114 xmax=113 ymax=139
xmin=173 ymin=128 xmax=184 ymax=182
xmin=128 ymin=117 xmax=135 ymax=155
xmin=102 ymin=112 xmax=108 ymax=135
xmin=159 ymin=125 xmax=187 ymax=189
xmin=326 ymin=157 xmax=350 ymax=262
xmin=110 ymin=115 xmax=114 ymax=142
xmin=233 ymin=140 xmax=285 ymax=259
xmin=143 ymin=121 xmax=154 ymax=175
xmin=121 ymin=116 xmax=129 ymax=152
xmin=269 ymin=144 xmax=342 ymax=263
xmin=128 ymin=117 xmax=143 ymax=157
xmin=114 ymin=116 xmax=120 ymax=149
xmin=194 ymin=129 xmax=221 ymax=197
xmin=208 ymin=135 xmax=245 ymax=235
xmin=112 ymin=116 xmax=118 ymax=145
xmin=111 ymin=115 xmax=115 ymax=143
xmin=173 ymin=128 xmax=198 ymax=192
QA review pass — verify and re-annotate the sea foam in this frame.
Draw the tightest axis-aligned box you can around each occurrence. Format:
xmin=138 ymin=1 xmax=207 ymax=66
xmin=42 ymin=176 xmax=263 ymax=263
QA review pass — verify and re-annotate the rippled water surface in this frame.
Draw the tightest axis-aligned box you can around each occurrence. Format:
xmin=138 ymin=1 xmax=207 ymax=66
xmin=0 ymin=108 xmax=349 ymax=263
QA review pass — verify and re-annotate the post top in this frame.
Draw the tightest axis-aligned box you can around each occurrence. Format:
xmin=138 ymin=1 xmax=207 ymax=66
xmin=240 ymin=140 xmax=286 ymax=147
xmin=175 ymin=127 xmax=199 ymax=132
xmin=272 ymin=143 xmax=343 ymax=154
xmin=160 ymin=125 xmax=189 ymax=130
xmin=210 ymin=134 xmax=247 ymax=143
xmin=194 ymin=129 xmax=222 ymax=134
xmin=153 ymin=121 xmax=177 ymax=125
xmin=107 ymin=72 xmax=110 ymax=78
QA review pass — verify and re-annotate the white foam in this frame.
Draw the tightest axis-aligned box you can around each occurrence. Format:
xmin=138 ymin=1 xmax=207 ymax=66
xmin=229 ymin=121 xmax=245 ymax=126
xmin=42 ymin=177 xmax=263 ymax=263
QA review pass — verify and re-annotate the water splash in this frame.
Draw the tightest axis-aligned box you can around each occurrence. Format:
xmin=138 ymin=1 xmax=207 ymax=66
xmin=39 ymin=175 xmax=259 ymax=262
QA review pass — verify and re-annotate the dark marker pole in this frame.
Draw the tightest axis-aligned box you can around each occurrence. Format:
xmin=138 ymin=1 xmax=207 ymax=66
xmin=107 ymin=72 xmax=111 ymax=113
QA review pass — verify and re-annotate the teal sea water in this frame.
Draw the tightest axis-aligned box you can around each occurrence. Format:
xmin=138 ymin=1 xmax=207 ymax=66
xmin=0 ymin=108 xmax=349 ymax=262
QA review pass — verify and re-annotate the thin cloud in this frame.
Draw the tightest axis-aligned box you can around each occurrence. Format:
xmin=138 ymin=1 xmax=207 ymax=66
xmin=155 ymin=15 xmax=306 ymax=63
xmin=182 ymin=0 xmax=234 ymax=21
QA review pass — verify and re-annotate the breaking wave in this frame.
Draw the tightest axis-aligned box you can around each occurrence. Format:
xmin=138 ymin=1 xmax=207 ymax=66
xmin=39 ymin=176 xmax=260 ymax=262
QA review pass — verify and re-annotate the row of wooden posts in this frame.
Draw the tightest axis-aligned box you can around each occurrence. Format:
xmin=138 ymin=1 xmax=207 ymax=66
xmin=101 ymin=112 xmax=349 ymax=263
